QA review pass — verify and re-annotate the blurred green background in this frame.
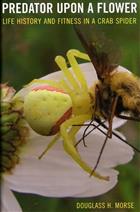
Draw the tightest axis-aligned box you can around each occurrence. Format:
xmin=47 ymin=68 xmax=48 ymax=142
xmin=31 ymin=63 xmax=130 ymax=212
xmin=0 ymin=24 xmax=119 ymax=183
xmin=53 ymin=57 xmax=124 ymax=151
xmin=2 ymin=0 xmax=140 ymax=211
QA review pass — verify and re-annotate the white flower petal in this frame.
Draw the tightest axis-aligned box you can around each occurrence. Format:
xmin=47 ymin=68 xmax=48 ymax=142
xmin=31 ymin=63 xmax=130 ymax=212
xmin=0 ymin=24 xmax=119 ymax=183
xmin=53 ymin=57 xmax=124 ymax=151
xmin=6 ymin=168 xmax=119 ymax=198
xmin=1 ymin=180 xmax=22 ymax=212
xmin=5 ymin=159 xmax=118 ymax=197
xmin=77 ymin=129 xmax=134 ymax=168
xmin=110 ymin=117 xmax=127 ymax=129
xmin=4 ymin=128 xmax=133 ymax=198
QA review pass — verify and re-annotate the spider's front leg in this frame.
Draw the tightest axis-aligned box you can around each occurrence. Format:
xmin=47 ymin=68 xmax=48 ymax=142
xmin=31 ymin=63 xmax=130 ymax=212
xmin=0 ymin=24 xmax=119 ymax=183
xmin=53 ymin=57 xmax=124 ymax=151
xmin=55 ymin=49 xmax=90 ymax=91
xmin=60 ymin=114 xmax=109 ymax=181
xmin=55 ymin=49 xmax=92 ymax=115
xmin=66 ymin=49 xmax=90 ymax=91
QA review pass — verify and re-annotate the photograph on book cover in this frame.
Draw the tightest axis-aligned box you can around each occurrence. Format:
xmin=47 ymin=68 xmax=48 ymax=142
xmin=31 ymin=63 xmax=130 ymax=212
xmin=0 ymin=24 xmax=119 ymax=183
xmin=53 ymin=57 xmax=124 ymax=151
xmin=1 ymin=0 xmax=140 ymax=211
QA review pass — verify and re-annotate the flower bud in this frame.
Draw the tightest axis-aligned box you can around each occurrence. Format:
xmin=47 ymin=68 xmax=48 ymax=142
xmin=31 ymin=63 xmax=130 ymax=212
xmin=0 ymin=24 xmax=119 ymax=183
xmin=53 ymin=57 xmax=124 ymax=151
xmin=1 ymin=83 xmax=16 ymax=102
xmin=1 ymin=84 xmax=29 ymax=173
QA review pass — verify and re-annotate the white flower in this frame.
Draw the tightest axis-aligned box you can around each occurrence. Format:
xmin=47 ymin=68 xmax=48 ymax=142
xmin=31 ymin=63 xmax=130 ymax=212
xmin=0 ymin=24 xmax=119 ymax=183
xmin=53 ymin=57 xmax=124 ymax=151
xmin=1 ymin=63 xmax=134 ymax=212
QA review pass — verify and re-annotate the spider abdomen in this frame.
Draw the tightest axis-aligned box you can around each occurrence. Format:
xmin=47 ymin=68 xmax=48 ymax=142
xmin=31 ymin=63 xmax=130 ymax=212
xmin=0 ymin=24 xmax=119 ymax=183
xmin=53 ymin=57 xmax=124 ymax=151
xmin=24 ymin=85 xmax=72 ymax=136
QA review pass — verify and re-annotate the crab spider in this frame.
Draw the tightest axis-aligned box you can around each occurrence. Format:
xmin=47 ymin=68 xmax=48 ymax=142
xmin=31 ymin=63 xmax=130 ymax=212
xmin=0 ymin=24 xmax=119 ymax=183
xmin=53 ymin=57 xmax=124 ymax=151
xmin=24 ymin=49 xmax=109 ymax=181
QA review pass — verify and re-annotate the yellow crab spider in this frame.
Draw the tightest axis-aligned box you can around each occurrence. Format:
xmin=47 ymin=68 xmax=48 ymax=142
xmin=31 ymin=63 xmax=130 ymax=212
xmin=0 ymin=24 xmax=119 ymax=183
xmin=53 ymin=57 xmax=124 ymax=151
xmin=24 ymin=49 xmax=109 ymax=181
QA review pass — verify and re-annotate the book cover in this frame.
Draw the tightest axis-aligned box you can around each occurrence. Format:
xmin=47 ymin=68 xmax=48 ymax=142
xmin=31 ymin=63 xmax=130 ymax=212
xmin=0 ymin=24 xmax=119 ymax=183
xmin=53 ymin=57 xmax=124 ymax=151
xmin=1 ymin=0 xmax=140 ymax=211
